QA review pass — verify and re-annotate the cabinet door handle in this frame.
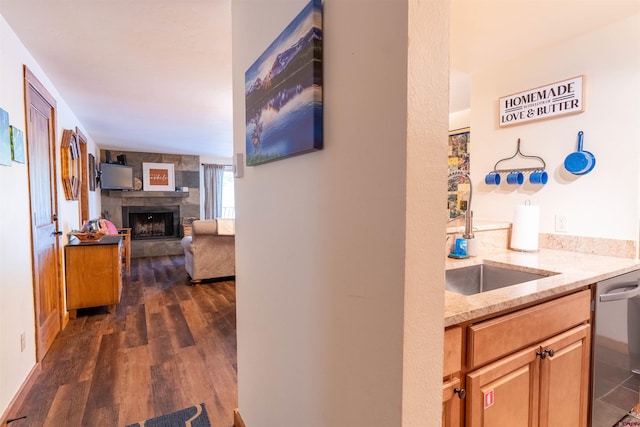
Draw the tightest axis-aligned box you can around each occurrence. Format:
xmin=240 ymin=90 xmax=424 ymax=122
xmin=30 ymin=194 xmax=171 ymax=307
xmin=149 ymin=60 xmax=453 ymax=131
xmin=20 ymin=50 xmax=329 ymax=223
xmin=454 ymin=388 xmax=466 ymax=399
xmin=536 ymin=349 xmax=555 ymax=359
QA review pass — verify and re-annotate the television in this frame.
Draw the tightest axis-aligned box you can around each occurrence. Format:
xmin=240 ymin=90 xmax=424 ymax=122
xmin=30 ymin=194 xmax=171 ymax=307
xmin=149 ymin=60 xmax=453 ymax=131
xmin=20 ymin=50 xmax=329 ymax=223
xmin=99 ymin=163 xmax=134 ymax=190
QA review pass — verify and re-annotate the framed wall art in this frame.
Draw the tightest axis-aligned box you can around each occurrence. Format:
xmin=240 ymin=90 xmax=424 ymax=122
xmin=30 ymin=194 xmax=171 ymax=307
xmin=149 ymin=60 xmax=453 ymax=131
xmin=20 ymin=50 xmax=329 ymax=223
xmin=244 ymin=0 xmax=323 ymax=166
xmin=0 ymin=108 xmax=11 ymax=166
xmin=143 ymin=162 xmax=175 ymax=191
xmin=88 ymin=153 xmax=96 ymax=191
xmin=10 ymin=126 xmax=25 ymax=163
xmin=448 ymin=127 xmax=470 ymax=220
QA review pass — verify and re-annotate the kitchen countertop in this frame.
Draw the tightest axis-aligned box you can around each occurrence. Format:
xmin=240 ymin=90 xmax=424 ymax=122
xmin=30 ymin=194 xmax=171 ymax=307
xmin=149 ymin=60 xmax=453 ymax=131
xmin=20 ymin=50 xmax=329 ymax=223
xmin=445 ymin=248 xmax=640 ymax=327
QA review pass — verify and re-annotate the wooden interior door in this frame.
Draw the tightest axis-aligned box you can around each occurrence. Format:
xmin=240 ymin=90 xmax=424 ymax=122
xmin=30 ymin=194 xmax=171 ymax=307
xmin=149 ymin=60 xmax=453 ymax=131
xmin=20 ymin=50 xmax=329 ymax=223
xmin=24 ymin=67 xmax=62 ymax=361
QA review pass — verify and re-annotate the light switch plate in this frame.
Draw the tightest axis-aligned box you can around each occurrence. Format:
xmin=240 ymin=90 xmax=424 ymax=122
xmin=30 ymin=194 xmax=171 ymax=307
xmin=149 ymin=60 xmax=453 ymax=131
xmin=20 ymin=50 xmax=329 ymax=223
xmin=234 ymin=153 xmax=244 ymax=178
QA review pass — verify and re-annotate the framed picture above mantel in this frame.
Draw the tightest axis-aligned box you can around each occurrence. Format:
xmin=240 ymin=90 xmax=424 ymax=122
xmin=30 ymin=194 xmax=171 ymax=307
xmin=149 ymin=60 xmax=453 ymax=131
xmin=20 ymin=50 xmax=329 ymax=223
xmin=499 ymin=75 xmax=585 ymax=127
xmin=142 ymin=162 xmax=175 ymax=191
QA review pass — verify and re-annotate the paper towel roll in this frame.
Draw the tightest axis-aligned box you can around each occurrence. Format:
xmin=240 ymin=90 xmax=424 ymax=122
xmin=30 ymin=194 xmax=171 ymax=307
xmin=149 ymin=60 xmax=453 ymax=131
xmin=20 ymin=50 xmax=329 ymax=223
xmin=510 ymin=204 xmax=540 ymax=252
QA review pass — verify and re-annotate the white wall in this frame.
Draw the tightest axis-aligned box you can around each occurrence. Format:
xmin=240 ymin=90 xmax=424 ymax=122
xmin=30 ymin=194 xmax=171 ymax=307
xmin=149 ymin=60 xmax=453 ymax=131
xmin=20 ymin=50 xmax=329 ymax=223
xmin=470 ymin=14 xmax=640 ymax=241
xmin=0 ymin=13 xmax=100 ymax=417
xmin=449 ymin=108 xmax=470 ymax=131
xmin=232 ymin=0 xmax=447 ymax=425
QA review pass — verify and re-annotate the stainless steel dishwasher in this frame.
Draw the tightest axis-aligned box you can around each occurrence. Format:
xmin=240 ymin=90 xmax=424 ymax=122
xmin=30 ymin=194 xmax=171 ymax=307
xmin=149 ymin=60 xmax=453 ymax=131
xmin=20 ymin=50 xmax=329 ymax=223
xmin=591 ymin=269 xmax=640 ymax=427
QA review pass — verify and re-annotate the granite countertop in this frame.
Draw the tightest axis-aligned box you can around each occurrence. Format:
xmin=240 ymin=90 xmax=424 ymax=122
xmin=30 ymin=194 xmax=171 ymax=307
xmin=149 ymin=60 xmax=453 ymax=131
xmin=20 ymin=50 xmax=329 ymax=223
xmin=444 ymin=248 xmax=640 ymax=327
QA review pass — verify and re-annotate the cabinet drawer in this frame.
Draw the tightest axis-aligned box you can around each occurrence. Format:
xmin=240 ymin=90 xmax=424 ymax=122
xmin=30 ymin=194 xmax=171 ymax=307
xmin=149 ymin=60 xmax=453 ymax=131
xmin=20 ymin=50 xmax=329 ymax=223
xmin=467 ymin=290 xmax=590 ymax=369
xmin=444 ymin=326 xmax=462 ymax=377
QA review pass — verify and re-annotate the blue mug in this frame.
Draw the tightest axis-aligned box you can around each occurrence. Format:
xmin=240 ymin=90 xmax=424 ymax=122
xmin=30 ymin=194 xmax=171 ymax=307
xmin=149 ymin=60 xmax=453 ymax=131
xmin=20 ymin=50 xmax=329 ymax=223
xmin=529 ymin=170 xmax=548 ymax=185
xmin=506 ymin=171 xmax=524 ymax=185
xmin=485 ymin=172 xmax=501 ymax=185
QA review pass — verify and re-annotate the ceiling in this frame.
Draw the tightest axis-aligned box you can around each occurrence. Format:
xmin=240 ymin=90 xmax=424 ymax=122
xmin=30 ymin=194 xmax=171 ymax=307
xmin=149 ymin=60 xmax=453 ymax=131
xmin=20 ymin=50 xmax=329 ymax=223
xmin=1 ymin=1 xmax=638 ymax=157
xmin=0 ymin=0 xmax=233 ymax=158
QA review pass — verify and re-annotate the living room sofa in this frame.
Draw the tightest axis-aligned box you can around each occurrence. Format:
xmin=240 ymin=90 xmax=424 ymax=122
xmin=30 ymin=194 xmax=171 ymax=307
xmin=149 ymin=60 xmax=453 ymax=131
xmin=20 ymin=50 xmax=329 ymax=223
xmin=180 ymin=219 xmax=235 ymax=283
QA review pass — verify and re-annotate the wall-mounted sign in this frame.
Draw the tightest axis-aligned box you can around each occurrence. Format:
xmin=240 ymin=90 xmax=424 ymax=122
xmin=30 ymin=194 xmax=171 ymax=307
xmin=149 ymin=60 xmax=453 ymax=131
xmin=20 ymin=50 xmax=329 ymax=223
xmin=499 ymin=75 xmax=584 ymax=127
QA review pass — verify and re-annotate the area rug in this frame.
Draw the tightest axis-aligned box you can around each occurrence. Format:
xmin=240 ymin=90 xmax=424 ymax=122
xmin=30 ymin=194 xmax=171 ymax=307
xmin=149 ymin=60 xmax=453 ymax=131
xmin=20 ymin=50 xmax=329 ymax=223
xmin=125 ymin=403 xmax=211 ymax=427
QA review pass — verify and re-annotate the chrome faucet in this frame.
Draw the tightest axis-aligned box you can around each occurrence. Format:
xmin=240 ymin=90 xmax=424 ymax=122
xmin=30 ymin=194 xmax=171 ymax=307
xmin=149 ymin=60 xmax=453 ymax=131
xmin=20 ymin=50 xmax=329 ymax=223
xmin=447 ymin=171 xmax=474 ymax=239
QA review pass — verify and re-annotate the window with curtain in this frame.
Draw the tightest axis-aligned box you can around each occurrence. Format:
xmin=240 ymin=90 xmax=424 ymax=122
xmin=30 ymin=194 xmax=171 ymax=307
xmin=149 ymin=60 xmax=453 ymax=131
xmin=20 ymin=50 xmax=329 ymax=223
xmin=203 ymin=164 xmax=235 ymax=219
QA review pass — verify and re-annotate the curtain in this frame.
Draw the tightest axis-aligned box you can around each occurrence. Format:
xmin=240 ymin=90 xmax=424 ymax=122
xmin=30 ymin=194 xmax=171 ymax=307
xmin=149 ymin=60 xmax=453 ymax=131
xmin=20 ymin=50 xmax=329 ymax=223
xmin=203 ymin=164 xmax=226 ymax=219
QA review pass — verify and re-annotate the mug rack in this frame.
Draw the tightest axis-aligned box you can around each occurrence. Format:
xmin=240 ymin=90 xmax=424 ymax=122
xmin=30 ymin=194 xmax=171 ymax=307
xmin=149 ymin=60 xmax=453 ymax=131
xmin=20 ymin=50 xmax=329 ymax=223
xmin=492 ymin=138 xmax=546 ymax=173
xmin=485 ymin=138 xmax=548 ymax=186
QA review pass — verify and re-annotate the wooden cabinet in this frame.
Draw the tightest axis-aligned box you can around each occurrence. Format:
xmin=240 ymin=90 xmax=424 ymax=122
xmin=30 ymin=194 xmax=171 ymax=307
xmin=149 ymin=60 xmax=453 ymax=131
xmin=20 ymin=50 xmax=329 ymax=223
xmin=65 ymin=235 xmax=123 ymax=318
xmin=538 ymin=325 xmax=591 ymax=427
xmin=465 ymin=324 xmax=590 ymax=427
xmin=443 ymin=326 xmax=463 ymax=427
xmin=466 ymin=344 xmax=539 ymax=426
xmin=443 ymin=376 xmax=463 ymax=427
xmin=445 ymin=289 xmax=592 ymax=427
xmin=466 ymin=290 xmax=590 ymax=369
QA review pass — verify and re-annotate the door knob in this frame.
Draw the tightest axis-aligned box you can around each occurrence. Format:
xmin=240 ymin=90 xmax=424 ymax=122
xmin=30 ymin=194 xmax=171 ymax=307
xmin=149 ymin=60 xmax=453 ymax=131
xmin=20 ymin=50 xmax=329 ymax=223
xmin=52 ymin=230 xmax=63 ymax=236
xmin=454 ymin=388 xmax=466 ymax=399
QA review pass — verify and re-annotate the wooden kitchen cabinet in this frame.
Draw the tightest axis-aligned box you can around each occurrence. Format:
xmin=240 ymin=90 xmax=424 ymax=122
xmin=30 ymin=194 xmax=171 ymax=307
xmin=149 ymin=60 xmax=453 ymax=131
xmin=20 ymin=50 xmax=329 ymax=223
xmin=466 ymin=344 xmax=539 ymax=426
xmin=538 ymin=324 xmax=591 ymax=427
xmin=444 ymin=289 xmax=592 ymax=427
xmin=443 ymin=376 xmax=463 ymax=427
xmin=65 ymin=235 xmax=123 ymax=318
xmin=465 ymin=324 xmax=590 ymax=427
xmin=443 ymin=326 xmax=463 ymax=427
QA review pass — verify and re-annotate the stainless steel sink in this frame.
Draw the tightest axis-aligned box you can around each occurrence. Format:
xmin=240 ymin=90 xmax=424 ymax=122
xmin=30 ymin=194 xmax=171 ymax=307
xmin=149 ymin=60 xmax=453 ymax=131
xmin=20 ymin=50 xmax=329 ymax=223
xmin=445 ymin=262 xmax=559 ymax=295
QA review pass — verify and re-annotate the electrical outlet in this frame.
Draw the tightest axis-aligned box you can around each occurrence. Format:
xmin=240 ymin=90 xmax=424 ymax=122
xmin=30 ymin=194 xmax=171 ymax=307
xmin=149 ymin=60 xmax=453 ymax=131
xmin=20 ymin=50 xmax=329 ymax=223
xmin=20 ymin=332 xmax=26 ymax=352
xmin=555 ymin=214 xmax=568 ymax=232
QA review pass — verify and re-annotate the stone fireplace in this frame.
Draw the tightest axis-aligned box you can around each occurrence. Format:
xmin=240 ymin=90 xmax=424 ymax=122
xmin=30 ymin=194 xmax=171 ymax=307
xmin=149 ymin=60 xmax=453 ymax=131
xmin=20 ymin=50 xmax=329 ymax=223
xmin=99 ymin=151 xmax=200 ymax=258
xmin=123 ymin=205 xmax=180 ymax=240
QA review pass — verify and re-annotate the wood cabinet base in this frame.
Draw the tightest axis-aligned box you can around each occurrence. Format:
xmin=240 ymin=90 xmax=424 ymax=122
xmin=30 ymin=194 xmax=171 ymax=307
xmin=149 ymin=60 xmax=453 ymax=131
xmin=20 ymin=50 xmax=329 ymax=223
xmin=65 ymin=236 xmax=123 ymax=313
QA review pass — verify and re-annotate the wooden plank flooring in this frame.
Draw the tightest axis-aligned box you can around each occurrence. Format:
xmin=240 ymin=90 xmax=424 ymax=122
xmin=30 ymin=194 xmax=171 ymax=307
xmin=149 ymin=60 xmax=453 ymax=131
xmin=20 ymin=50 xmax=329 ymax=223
xmin=10 ymin=255 xmax=237 ymax=427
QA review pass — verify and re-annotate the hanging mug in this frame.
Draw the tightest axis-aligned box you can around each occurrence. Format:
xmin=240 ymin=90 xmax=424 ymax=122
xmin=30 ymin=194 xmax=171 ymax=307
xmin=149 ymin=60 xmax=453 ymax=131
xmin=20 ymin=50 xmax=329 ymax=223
xmin=529 ymin=170 xmax=548 ymax=185
xmin=506 ymin=171 xmax=524 ymax=185
xmin=485 ymin=172 xmax=501 ymax=185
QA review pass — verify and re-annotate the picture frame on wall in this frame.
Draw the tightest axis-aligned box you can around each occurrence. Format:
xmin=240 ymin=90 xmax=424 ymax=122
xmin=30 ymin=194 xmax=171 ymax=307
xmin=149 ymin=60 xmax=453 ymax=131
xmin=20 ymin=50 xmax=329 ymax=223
xmin=0 ymin=108 xmax=11 ymax=166
xmin=244 ymin=0 xmax=323 ymax=166
xmin=448 ymin=127 xmax=470 ymax=220
xmin=10 ymin=125 xmax=25 ymax=164
xmin=143 ymin=162 xmax=175 ymax=191
xmin=88 ymin=153 xmax=96 ymax=191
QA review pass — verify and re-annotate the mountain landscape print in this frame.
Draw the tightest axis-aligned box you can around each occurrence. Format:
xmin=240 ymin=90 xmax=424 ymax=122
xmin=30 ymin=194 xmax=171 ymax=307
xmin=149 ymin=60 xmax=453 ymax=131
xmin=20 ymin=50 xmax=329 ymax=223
xmin=245 ymin=0 xmax=323 ymax=166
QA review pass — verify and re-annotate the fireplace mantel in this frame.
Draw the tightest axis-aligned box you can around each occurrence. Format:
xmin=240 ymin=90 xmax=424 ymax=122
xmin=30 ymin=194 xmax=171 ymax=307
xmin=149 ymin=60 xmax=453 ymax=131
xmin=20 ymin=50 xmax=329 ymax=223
xmin=107 ymin=190 xmax=189 ymax=198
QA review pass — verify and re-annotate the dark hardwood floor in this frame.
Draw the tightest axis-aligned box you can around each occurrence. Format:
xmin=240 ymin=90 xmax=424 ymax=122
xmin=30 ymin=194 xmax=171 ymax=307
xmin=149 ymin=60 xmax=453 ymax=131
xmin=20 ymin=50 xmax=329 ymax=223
xmin=10 ymin=255 xmax=237 ymax=427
